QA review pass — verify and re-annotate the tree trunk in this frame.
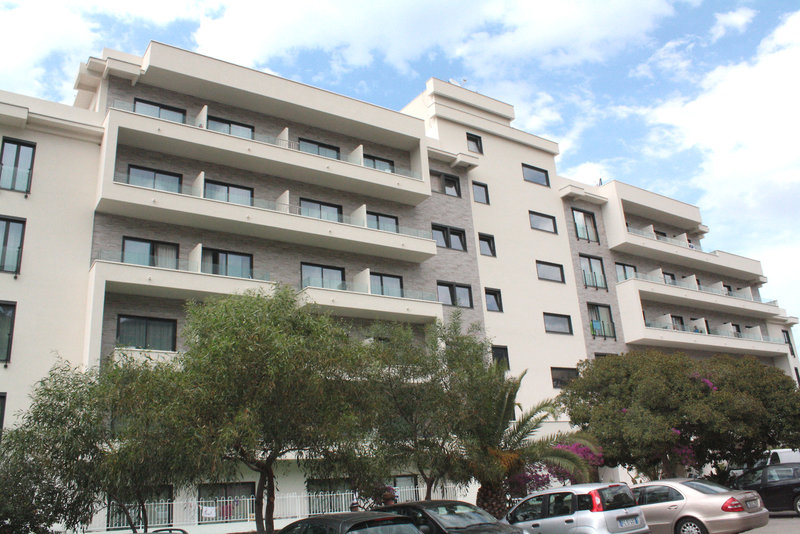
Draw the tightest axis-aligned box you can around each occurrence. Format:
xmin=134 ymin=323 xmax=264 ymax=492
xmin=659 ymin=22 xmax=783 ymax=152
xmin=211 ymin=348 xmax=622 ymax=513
xmin=476 ymin=483 xmax=508 ymax=519
xmin=265 ymin=463 xmax=276 ymax=534
xmin=139 ymin=498 xmax=149 ymax=532
xmin=255 ymin=468 xmax=267 ymax=534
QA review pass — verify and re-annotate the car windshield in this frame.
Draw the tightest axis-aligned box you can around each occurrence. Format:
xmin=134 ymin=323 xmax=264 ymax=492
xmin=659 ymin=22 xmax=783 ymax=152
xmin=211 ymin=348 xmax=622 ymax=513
xmin=598 ymin=485 xmax=636 ymax=510
xmin=350 ymin=520 xmax=421 ymax=534
xmin=420 ymin=503 xmax=497 ymax=528
xmin=681 ymin=480 xmax=731 ymax=494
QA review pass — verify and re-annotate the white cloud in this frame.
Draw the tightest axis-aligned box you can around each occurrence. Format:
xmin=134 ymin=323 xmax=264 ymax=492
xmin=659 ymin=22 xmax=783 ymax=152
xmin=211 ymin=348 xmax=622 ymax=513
xmin=710 ymin=7 xmax=757 ymax=42
xmin=640 ymin=9 xmax=800 ymax=319
xmin=560 ymin=161 xmax=616 ymax=186
xmin=630 ymin=38 xmax=696 ymax=81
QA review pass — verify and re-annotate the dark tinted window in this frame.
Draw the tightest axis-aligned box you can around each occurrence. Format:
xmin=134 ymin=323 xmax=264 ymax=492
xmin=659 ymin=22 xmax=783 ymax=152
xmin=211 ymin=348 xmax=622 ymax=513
xmin=642 ymin=485 xmax=684 ymax=504
xmin=682 ymin=479 xmax=731 ymax=494
xmin=510 ymin=495 xmax=545 ymax=523
xmin=547 ymin=492 xmax=573 ymax=517
xmin=522 ymin=164 xmax=549 ymax=186
xmin=598 ymin=485 xmax=636 ymax=510
xmin=350 ymin=520 xmax=420 ymax=534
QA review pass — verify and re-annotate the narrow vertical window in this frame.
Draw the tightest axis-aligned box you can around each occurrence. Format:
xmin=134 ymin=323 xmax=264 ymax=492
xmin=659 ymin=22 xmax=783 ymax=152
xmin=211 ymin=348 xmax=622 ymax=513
xmin=1 ymin=302 xmax=16 ymax=363
xmin=0 ymin=139 xmax=35 ymax=193
xmin=0 ymin=217 xmax=25 ymax=273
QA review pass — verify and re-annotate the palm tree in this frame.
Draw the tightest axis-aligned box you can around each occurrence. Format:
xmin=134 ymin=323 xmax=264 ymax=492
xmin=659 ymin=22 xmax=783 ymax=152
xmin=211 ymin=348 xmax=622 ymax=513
xmin=462 ymin=371 xmax=594 ymax=518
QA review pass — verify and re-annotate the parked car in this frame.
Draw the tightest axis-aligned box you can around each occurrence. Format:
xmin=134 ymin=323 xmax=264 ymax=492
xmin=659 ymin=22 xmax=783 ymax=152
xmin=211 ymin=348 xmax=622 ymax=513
xmin=376 ymin=500 xmax=523 ymax=534
xmin=280 ymin=511 xmax=422 ymax=534
xmin=732 ymin=462 xmax=800 ymax=516
xmin=729 ymin=448 xmax=800 ymax=478
xmin=632 ymin=478 xmax=768 ymax=534
xmin=502 ymin=483 xmax=650 ymax=534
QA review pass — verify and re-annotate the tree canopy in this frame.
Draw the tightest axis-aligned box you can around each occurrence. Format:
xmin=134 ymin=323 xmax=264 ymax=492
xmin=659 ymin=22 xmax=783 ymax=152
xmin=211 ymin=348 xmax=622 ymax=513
xmin=558 ymin=350 xmax=800 ymax=479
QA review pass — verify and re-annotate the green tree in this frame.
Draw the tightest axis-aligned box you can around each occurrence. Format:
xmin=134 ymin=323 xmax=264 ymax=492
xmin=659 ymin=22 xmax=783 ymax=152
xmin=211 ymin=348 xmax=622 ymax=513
xmin=178 ymin=286 xmax=366 ymax=534
xmin=558 ymin=350 xmax=800 ymax=479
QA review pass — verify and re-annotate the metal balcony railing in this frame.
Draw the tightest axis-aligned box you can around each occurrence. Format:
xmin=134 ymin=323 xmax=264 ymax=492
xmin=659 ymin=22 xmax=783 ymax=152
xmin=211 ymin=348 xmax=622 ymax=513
xmin=627 ymin=271 xmax=777 ymax=306
xmin=582 ymin=270 xmax=608 ymax=290
xmin=644 ymin=321 xmax=783 ymax=344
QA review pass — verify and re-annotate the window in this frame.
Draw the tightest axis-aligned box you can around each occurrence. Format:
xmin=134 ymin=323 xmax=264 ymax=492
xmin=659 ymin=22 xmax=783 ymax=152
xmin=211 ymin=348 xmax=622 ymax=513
xmin=1 ymin=138 xmax=35 ymax=193
xmin=364 ymin=154 xmax=395 ymax=172
xmin=491 ymin=346 xmax=509 ymax=371
xmin=300 ymin=198 xmax=343 ymax=222
xmin=636 ymin=486 xmax=684 ymax=505
xmin=547 ymin=492 xmax=574 ymax=517
xmin=117 ymin=315 xmax=177 ymax=351
xmin=122 ymin=238 xmax=178 ymax=269
xmin=302 ymin=263 xmax=345 ymax=290
xmin=544 ymin=313 xmax=573 ymax=334
xmin=133 ymin=98 xmax=186 ymax=123
xmin=731 ymin=323 xmax=742 ymax=337
xmin=466 ymin=133 xmax=483 ymax=154
xmin=663 ymin=272 xmax=676 ymax=285
xmin=485 ymin=288 xmax=503 ymax=312
xmin=616 ymin=262 xmax=636 ymax=282
xmin=443 ymin=175 xmax=461 ymax=197
xmin=478 ymin=234 xmax=496 ymax=257
xmin=572 ymin=209 xmax=599 ymax=242
xmin=431 ymin=225 xmax=466 ymax=251
xmin=207 ymin=116 xmax=254 ymax=139
xmin=0 ymin=217 xmax=25 ymax=273
xmin=579 ymin=255 xmax=607 ymax=289
xmin=472 ymin=182 xmax=489 ymax=204
xmin=198 ymin=482 xmax=255 ymax=524
xmin=127 ymin=165 xmax=182 ymax=193
xmin=437 ymin=282 xmax=473 ymax=308
xmin=367 ymin=212 xmax=399 ymax=233
xmin=529 ymin=211 xmax=557 ymax=233
xmin=509 ymin=495 xmax=545 ymax=523
xmin=723 ymin=284 xmax=733 ymax=295
xmin=536 ymin=261 xmax=565 ymax=283
xmin=204 ymin=180 xmax=253 ymax=206
xmin=298 ymin=138 xmax=340 ymax=160
xmin=522 ymin=163 xmax=549 ymax=186
xmin=371 ymin=273 xmax=403 ymax=297
xmin=672 ymin=315 xmax=685 ymax=330
xmin=783 ymin=330 xmax=795 ymax=356
xmin=654 ymin=230 xmax=668 ymax=240
xmin=0 ymin=393 xmax=5 ymax=433
xmin=589 ymin=304 xmax=615 ymax=339
xmin=201 ymin=249 xmax=252 ymax=278
xmin=551 ymin=367 xmax=578 ymax=388
xmin=1 ymin=302 xmax=15 ymax=363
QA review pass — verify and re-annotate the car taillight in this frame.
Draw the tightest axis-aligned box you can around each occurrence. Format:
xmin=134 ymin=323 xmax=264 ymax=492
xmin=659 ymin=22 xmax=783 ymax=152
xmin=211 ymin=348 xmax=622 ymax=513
xmin=722 ymin=497 xmax=745 ymax=512
xmin=588 ymin=490 xmax=604 ymax=512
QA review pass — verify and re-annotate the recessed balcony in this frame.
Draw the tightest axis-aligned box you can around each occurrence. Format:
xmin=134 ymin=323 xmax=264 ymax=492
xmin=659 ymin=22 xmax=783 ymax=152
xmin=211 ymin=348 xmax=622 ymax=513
xmin=107 ymin=105 xmax=430 ymax=205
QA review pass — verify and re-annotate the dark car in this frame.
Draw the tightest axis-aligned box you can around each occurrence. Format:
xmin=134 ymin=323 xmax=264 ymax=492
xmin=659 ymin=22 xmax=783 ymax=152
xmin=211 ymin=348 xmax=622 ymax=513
xmin=732 ymin=462 xmax=800 ymax=516
xmin=376 ymin=500 xmax=523 ymax=534
xmin=280 ymin=512 xmax=422 ymax=534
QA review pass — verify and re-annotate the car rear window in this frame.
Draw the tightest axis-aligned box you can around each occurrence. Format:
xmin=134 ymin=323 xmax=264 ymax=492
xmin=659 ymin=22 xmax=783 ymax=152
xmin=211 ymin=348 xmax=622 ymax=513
xmin=350 ymin=520 xmax=421 ymax=534
xmin=597 ymin=485 xmax=636 ymax=510
xmin=420 ymin=503 xmax=496 ymax=528
xmin=681 ymin=480 xmax=730 ymax=494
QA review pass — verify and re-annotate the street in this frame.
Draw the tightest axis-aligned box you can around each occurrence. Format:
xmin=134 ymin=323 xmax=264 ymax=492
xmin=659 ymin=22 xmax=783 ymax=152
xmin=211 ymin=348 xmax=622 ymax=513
xmin=749 ymin=512 xmax=799 ymax=534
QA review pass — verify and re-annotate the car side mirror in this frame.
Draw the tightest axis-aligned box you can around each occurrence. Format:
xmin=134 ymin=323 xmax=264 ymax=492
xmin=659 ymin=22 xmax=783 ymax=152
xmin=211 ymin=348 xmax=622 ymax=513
xmin=419 ymin=525 xmax=432 ymax=534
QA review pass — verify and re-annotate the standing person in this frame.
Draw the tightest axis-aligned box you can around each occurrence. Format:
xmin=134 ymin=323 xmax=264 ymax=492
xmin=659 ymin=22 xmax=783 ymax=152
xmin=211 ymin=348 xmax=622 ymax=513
xmin=382 ymin=488 xmax=397 ymax=506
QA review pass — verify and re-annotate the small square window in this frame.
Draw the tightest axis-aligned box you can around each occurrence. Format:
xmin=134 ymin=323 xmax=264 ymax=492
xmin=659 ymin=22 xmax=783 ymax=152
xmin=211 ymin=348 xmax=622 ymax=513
xmin=472 ymin=182 xmax=489 ymax=204
xmin=522 ymin=164 xmax=549 ymax=186
xmin=364 ymin=154 xmax=395 ymax=173
xmin=536 ymin=261 xmax=565 ymax=283
xmin=478 ymin=234 xmax=496 ymax=257
xmin=551 ymin=367 xmax=578 ymax=389
xmin=492 ymin=346 xmax=509 ymax=371
xmin=432 ymin=225 xmax=466 ymax=251
xmin=466 ymin=133 xmax=483 ymax=154
xmin=443 ymin=175 xmax=461 ymax=197
xmin=572 ymin=209 xmax=599 ymax=242
xmin=437 ymin=282 xmax=472 ymax=308
xmin=529 ymin=211 xmax=557 ymax=233
xmin=544 ymin=313 xmax=572 ymax=334
xmin=1 ymin=138 xmax=35 ymax=193
xmin=485 ymin=288 xmax=503 ymax=312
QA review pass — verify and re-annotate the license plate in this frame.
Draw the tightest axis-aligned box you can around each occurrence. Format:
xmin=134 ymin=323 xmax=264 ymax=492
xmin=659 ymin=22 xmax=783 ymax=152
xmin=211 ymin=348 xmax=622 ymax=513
xmin=618 ymin=516 xmax=639 ymax=527
xmin=746 ymin=499 xmax=758 ymax=509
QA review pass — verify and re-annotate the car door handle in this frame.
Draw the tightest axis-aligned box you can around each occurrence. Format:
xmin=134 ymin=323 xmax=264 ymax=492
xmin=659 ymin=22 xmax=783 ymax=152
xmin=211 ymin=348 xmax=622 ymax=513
xmin=668 ymin=505 xmax=678 ymax=510
xmin=564 ymin=519 xmax=574 ymax=524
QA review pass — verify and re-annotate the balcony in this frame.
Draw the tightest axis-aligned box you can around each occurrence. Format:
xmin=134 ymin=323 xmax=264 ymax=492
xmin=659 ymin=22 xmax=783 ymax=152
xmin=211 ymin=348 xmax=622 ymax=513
xmin=96 ymin=176 xmax=437 ymax=263
xmin=582 ymin=270 xmax=608 ymax=290
xmin=590 ymin=319 xmax=616 ymax=340
xmin=107 ymin=104 xmax=430 ymax=205
xmin=619 ymin=272 xmax=784 ymax=319
xmin=609 ymin=227 xmax=766 ymax=283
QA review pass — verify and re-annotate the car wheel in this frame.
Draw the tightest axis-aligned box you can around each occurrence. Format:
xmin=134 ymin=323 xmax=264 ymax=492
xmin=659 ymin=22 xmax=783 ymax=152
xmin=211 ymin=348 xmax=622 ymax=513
xmin=794 ymin=495 xmax=800 ymax=517
xmin=675 ymin=517 xmax=708 ymax=534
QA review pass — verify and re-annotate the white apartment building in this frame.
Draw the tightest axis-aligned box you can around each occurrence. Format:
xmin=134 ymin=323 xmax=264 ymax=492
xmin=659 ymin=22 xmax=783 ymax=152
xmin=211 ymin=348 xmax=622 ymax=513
xmin=1 ymin=42 xmax=798 ymax=531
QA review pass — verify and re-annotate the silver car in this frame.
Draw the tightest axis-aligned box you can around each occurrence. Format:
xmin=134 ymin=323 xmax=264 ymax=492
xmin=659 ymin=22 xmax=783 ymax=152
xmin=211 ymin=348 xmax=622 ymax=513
xmin=503 ymin=483 xmax=650 ymax=534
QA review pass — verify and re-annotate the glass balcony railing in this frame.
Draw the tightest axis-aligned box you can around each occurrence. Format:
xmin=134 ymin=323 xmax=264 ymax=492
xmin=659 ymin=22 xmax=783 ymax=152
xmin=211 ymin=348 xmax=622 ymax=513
xmin=0 ymin=164 xmax=31 ymax=193
xmin=590 ymin=320 xmax=616 ymax=340
xmin=582 ymin=270 xmax=608 ymax=289
xmin=626 ymin=271 xmax=778 ymax=306
xmin=300 ymin=277 xmax=437 ymax=302
xmin=1 ymin=245 xmax=21 ymax=273
xmin=626 ymin=226 xmax=703 ymax=251
xmin=645 ymin=321 xmax=783 ymax=344
xmin=94 ymin=251 xmax=271 ymax=282
xmin=111 ymin=100 xmax=421 ymax=180
xmin=112 ymin=173 xmax=432 ymax=240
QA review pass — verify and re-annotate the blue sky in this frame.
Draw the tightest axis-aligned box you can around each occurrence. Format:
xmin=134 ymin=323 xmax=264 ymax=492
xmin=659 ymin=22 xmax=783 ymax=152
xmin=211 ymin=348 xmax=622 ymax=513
xmin=2 ymin=0 xmax=799 ymax=327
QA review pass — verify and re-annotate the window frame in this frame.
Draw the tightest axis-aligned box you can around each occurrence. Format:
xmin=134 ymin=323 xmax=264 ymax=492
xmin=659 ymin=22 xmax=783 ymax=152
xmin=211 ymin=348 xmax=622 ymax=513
xmin=0 ymin=216 xmax=25 ymax=274
xmin=783 ymin=330 xmax=795 ymax=356
xmin=364 ymin=154 xmax=395 ymax=172
xmin=122 ymin=237 xmax=179 ymax=269
xmin=543 ymin=313 xmax=573 ymax=335
xmin=551 ymin=367 xmax=579 ymax=389
xmin=370 ymin=272 xmax=404 ymax=297
xmin=116 ymin=314 xmax=177 ymax=352
xmin=201 ymin=248 xmax=253 ymax=278
xmin=579 ymin=254 xmax=607 ymax=289
xmin=588 ymin=303 xmax=616 ymax=340
xmin=367 ymin=211 xmax=399 ymax=233
xmin=133 ymin=98 xmax=186 ymax=123
xmin=529 ymin=211 xmax=558 ymax=234
xmin=536 ymin=261 xmax=565 ymax=283
xmin=522 ymin=163 xmax=550 ymax=187
xmin=491 ymin=345 xmax=510 ymax=371
xmin=442 ymin=174 xmax=461 ymax=197
xmin=299 ymin=198 xmax=344 ymax=223
xmin=298 ymin=138 xmax=341 ymax=160
xmin=478 ymin=233 xmax=496 ymax=257
xmin=466 ymin=133 xmax=483 ymax=154
xmin=431 ymin=224 xmax=467 ymax=251
xmin=663 ymin=272 xmax=677 ymax=285
xmin=127 ymin=164 xmax=183 ymax=193
xmin=0 ymin=392 xmax=5 ymax=433
xmin=206 ymin=116 xmax=255 ymax=139
xmin=615 ymin=262 xmax=637 ymax=282
xmin=204 ymin=179 xmax=254 ymax=206
xmin=472 ymin=181 xmax=489 ymax=204
xmin=1 ymin=301 xmax=16 ymax=363
xmin=672 ymin=315 xmax=685 ymax=330
xmin=1 ymin=137 xmax=36 ymax=194
xmin=437 ymin=281 xmax=473 ymax=308
xmin=572 ymin=208 xmax=599 ymax=242
xmin=485 ymin=288 xmax=503 ymax=312
xmin=301 ymin=262 xmax=345 ymax=290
